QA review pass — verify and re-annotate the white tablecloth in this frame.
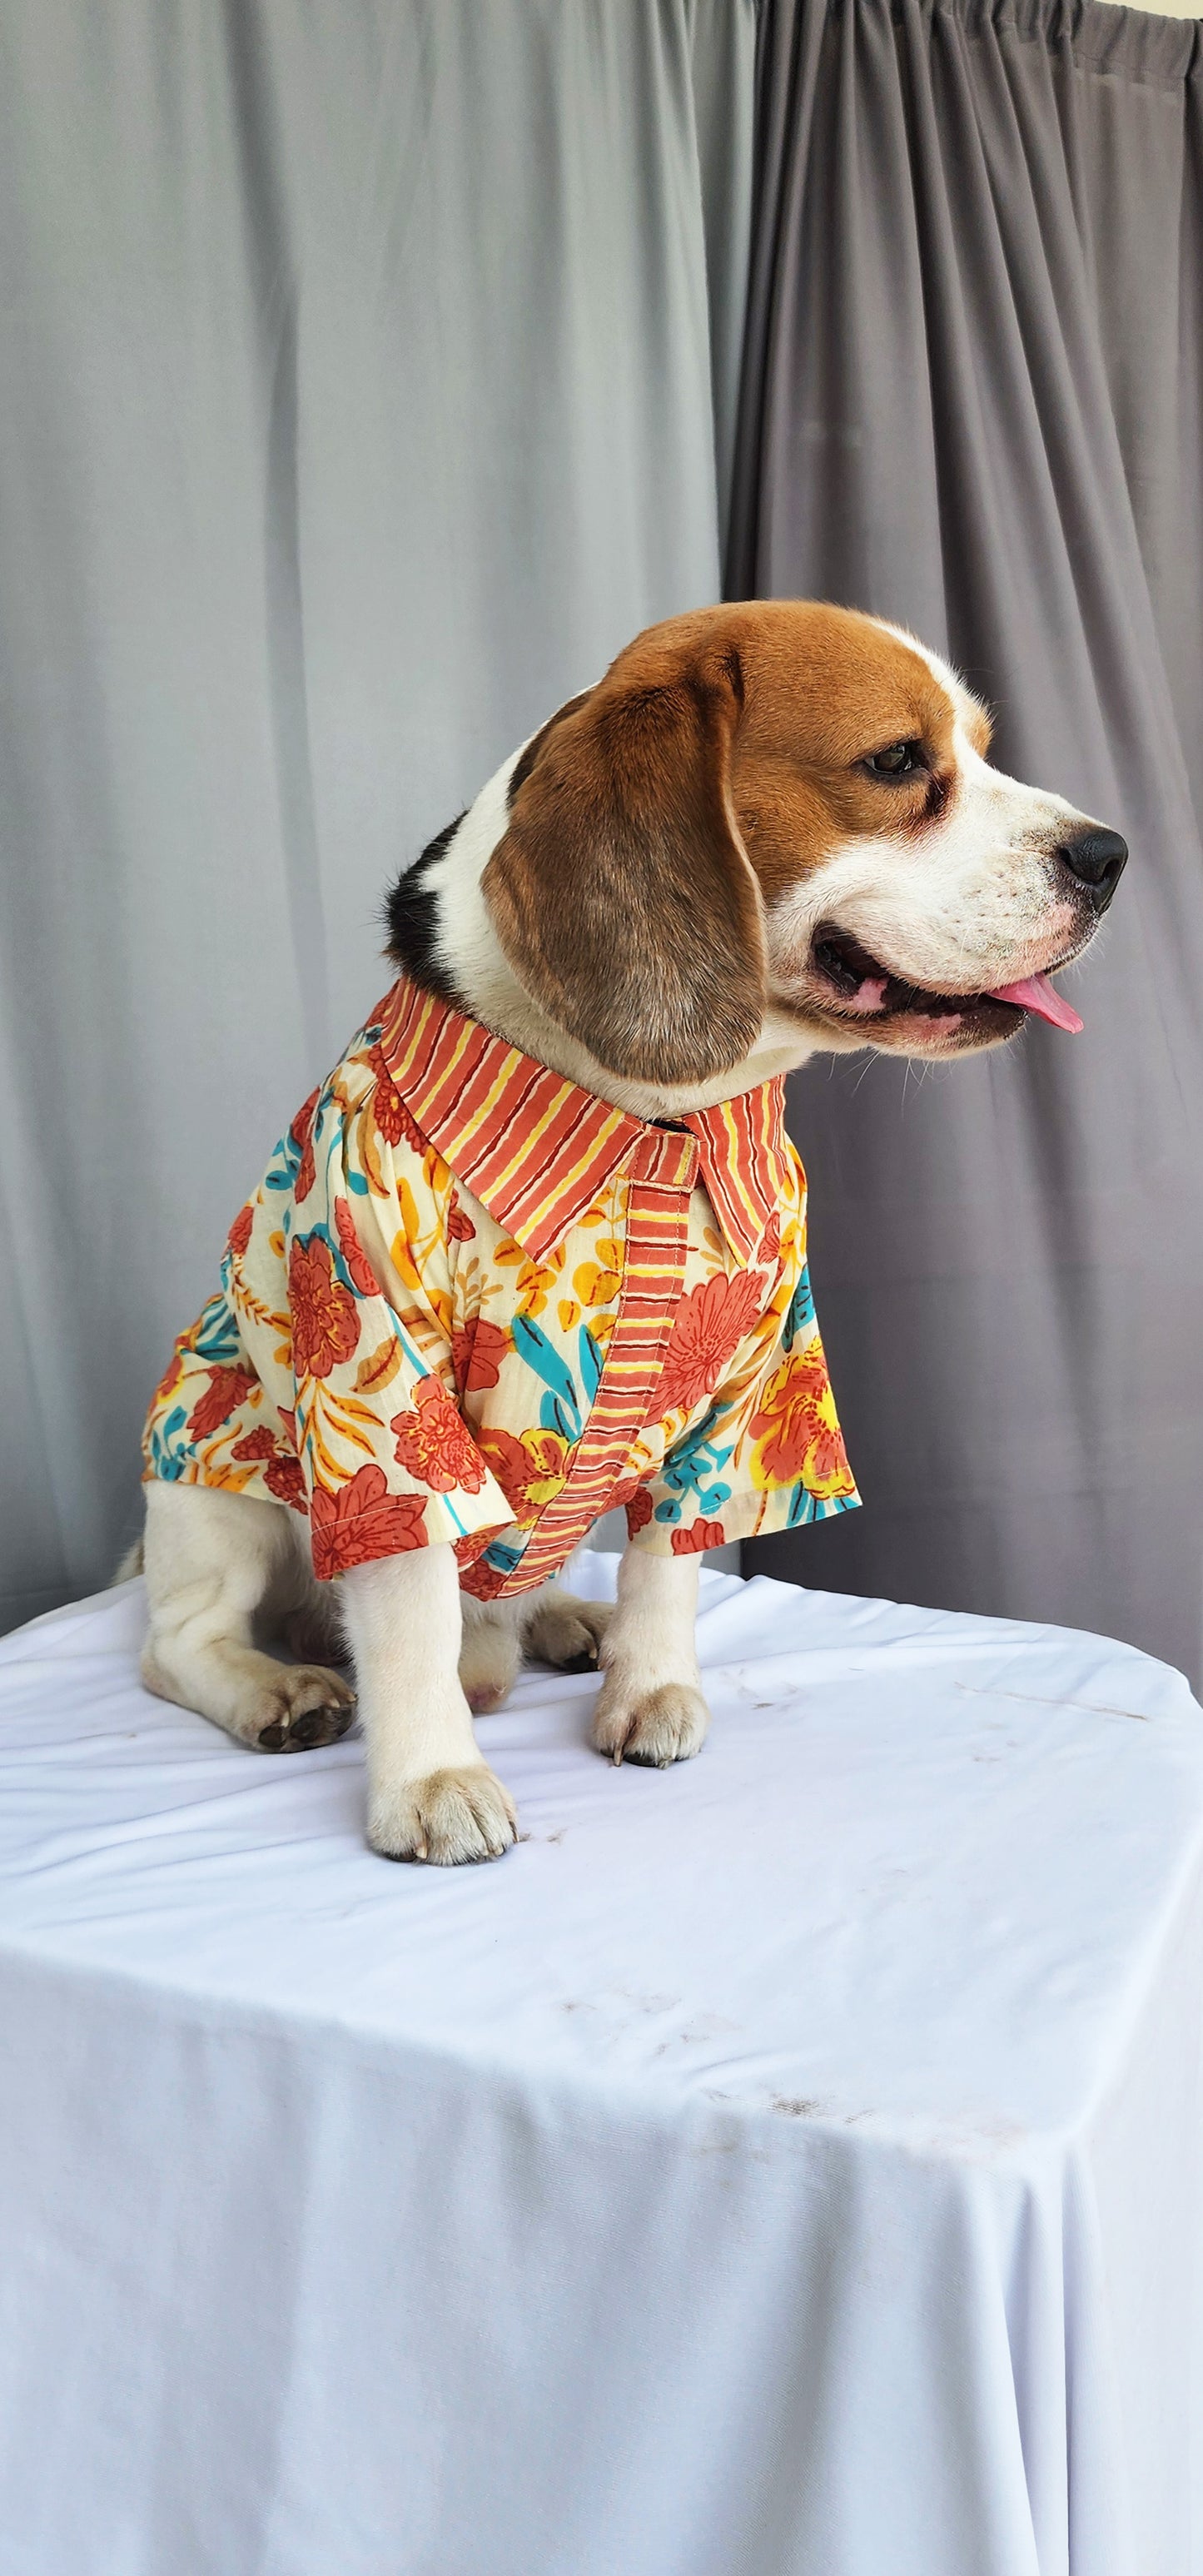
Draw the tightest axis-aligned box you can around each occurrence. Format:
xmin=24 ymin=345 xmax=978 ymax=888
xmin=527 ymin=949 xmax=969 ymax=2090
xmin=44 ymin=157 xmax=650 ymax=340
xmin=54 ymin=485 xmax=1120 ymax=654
xmin=2 ymin=1554 xmax=1202 ymax=2576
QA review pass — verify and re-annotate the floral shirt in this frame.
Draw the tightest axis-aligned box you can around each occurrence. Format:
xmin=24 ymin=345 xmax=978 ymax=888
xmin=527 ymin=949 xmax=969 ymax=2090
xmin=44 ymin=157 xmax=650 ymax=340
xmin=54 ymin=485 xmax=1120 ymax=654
xmin=142 ymin=977 xmax=859 ymax=1595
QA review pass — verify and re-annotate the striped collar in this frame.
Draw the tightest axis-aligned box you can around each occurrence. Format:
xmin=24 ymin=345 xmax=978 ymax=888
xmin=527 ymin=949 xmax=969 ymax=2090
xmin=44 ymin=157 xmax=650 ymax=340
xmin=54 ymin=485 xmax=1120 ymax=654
xmin=374 ymin=977 xmax=789 ymax=1267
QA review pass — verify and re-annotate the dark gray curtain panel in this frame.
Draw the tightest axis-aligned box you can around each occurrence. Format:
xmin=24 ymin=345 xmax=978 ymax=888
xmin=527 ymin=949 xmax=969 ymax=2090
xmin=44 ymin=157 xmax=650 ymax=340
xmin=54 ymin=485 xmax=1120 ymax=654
xmin=732 ymin=0 xmax=1203 ymax=1680
xmin=0 ymin=0 xmax=756 ymax=1629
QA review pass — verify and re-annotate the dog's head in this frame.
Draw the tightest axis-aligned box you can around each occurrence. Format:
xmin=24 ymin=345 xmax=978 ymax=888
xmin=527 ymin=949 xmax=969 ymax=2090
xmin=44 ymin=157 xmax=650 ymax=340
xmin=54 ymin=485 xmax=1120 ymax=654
xmin=480 ymin=600 xmax=1126 ymax=1084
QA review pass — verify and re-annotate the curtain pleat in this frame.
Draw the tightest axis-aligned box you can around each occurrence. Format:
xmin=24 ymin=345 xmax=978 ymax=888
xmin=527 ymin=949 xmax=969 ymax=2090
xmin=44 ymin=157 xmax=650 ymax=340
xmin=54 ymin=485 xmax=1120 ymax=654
xmin=0 ymin=0 xmax=756 ymax=1628
xmin=732 ymin=0 xmax=1203 ymax=1681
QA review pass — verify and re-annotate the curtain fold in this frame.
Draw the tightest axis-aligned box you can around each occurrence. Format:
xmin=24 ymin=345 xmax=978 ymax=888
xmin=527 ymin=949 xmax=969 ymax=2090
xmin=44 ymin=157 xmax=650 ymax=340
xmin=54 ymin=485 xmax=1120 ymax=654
xmin=733 ymin=0 xmax=1203 ymax=1680
xmin=0 ymin=0 xmax=756 ymax=1629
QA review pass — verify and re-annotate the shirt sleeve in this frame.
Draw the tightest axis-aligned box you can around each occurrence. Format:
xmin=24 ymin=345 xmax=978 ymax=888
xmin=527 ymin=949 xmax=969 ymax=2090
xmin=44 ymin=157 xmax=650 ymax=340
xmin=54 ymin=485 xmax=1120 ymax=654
xmin=288 ymin=1078 xmax=515 ymax=1579
xmin=624 ymin=1254 xmax=861 ymax=1559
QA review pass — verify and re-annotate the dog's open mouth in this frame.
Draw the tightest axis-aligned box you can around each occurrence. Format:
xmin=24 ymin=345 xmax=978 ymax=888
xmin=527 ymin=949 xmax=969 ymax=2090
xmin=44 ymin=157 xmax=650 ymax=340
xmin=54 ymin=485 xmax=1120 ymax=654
xmin=810 ymin=927 xmax=1084 ymax=1034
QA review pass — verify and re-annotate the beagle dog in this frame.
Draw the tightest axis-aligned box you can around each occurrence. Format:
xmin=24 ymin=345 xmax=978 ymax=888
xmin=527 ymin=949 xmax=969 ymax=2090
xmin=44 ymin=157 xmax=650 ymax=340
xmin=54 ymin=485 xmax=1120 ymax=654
xmin=132 ymin=601 xmax=1125 ymax=1862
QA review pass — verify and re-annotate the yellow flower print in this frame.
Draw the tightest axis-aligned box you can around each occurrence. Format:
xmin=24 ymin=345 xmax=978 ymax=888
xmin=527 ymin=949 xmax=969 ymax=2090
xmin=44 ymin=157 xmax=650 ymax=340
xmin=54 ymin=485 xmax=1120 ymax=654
xmin=478 ymin=1425 xmax=569 ymax=1525
xmin=515 ymin=1242 xmax=569 ymax=1320
xmin=573 ymin=1239 xmax=624 ymax=1309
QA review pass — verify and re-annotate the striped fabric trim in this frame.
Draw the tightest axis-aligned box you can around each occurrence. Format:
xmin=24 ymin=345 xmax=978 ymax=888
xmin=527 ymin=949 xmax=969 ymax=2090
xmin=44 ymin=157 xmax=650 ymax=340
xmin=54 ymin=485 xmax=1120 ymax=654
xmin=461 ymin=1130 xmax=699 ymax=1596
xmin=375 ymin=977 xmax=786 ymax=1265
xmin=684 ymin=1086 xmax=792 ymax=1265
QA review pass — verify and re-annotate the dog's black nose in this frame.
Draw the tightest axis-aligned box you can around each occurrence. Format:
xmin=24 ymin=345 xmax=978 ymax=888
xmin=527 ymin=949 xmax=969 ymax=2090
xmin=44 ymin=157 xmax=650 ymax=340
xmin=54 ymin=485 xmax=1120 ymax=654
xmin=1056 ymin=826 xmax=1127 ymax=907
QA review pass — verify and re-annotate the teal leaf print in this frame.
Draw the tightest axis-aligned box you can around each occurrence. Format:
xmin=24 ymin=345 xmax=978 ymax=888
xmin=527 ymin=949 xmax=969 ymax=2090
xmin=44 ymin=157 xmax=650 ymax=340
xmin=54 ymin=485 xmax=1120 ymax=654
xmin=484 ymin=1537 xmax=524 ymax=1574
xmin=192 ymin=1292 xmax=243 ymax=1365
xmin=578 ymin=1322 xmax=604 ymax=1405
xmin=148 ymin=1405 xmax=188 ymax=1479
xmin=539 ymin=1389 xmax=581 ymax=1442
xmin=660 ymin=1405 xmax=735 ymax=1501
xmin=263 ymin=1130 xmax=301 ymax=1193
xmin=784 ymin=1268 xmax=816 ymax=1346
xmin=511 ymin=1311 xmax=580 ymax=1411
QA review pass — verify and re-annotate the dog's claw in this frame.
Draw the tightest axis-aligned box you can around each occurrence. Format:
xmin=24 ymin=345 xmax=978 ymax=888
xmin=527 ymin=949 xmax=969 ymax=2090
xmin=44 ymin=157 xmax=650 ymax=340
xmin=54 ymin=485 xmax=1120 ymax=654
xmin=594 ymin=1681 xmax=711 ymax=1770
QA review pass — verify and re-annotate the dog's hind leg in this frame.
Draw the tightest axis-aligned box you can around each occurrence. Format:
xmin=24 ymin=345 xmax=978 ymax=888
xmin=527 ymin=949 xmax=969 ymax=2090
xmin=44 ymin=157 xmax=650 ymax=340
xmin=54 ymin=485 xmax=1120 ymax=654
xmin=141 ymin=1481 xmax=355 ymax=1752
xmin=458 ymin=1582 xmax=614 ymax=1713
xmin=521 ymin=1583 xmax=611 ymax=1675
xmin=459 ymin=1594 xmax=524 ymax=1713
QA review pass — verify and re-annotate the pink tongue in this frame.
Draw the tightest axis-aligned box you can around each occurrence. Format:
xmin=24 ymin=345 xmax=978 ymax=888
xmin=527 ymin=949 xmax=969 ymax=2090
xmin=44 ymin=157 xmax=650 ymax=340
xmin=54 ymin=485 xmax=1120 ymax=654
xmin=989 ymin=973 xmax=1083 ymax=1034
xmin=847 ymin=974 xmax=888 ymax=1015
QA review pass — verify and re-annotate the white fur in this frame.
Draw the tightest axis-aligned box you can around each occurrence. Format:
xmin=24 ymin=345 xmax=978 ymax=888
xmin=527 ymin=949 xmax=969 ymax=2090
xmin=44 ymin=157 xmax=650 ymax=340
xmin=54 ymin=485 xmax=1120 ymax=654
xmin=763 ymin=728 xmax=1088 ymax=1037
xmin=591 ymin=1550 xmax=708 ymax=1768
xmin=137 ymin=1478 xmax=614 ymax=1861
xmin=140 ymin=1481 xmax=355 ymax=1750
xmin=340 ymin=1542 xmax=516 ymax=1862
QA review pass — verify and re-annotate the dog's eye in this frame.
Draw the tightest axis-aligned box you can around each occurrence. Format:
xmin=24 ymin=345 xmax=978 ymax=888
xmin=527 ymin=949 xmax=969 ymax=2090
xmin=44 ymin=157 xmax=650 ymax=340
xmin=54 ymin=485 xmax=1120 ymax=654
xmin=866 ymin=739 xmax=922 ymax=777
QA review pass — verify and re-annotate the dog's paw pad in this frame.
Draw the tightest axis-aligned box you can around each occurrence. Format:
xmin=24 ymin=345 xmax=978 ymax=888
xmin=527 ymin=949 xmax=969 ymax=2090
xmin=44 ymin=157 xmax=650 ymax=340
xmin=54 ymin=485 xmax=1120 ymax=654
xmin=369 ymin=1764 xmax=518 ymax=1867
xmin=592 ymin=1680 xmax=710 ymax=1769
xmin=254 ymin=1665 xmax=356 ymax=1753
xmin=526 ymin=1593 xmax=612 ymax=1674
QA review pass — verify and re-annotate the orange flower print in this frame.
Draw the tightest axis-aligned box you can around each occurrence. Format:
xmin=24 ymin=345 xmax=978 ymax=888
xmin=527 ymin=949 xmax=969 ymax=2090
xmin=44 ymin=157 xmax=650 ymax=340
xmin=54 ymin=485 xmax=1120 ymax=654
xmin=266 ymin=1454 xmax=306 ymax=1509
xmin=230 ymin=1424 xmax=306 ymax=1511
xmin=311 ymin=1465 xmax=428 ymax=1579
xmin=152 ymin=1347 xmax=185 ymax=1408
xmin=749 ymin=1346 xmax=855 ymax=1498
xmin=671 ymin=1517 xmax=725 ymax=1553
xmin=140 ymin=980 xmax=853 ymax=1603
xmin=186 ymin=1365 xmax=258 ymax=1441
xmin=390 ymin=1375 xmax=486 ymax=1494
xmin=657 ymin=1270 xmax=765 ymax=1415
xmin=478 ymin=1425 xmax=569 ymax=1524
xmin=227 ymin=1203 xmax=255 ymax=1260
xmin=289 ymin=1236 xmax=360 ymax=1380
xmin=368 ymin=1045 xmax=425 ymax=1152
xmin=459 ymin=1555 xmax=509 ymax=1600
xmin=334 ymin=1196 xmax=377 ymax=1300
xmin=291 ymin=1087 xmax=320 ymax=1205
xmin=451 ymin=1315 xmax=509 ymax=1394
xmin=231 ymin=1428 xmax=277 ymax=1463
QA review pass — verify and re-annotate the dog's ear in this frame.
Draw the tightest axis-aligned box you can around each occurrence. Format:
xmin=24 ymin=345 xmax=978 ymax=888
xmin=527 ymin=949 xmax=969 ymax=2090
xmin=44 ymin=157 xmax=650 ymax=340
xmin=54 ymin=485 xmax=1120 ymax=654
xmin=482 ymin=649 xmax=765 ymax=1084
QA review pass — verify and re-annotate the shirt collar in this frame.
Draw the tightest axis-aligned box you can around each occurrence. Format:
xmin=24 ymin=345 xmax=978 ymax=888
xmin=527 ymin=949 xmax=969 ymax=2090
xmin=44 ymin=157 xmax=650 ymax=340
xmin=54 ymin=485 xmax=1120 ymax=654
xmin=373 ymin=977 xmax=789 ymax=1266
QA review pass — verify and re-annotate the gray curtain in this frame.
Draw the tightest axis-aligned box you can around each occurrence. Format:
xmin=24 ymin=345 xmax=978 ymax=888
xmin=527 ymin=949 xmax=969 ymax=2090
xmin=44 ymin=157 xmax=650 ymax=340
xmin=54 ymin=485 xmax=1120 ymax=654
xmin=733 ymin=0 xmax=1203 ymax=1682
xmin=0 ymin=0 xmax=756 ymax=1630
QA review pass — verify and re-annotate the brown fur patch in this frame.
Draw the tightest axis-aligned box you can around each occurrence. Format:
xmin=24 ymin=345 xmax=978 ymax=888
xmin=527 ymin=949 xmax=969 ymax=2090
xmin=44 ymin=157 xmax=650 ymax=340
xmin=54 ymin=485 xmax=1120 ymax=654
xmin=508 ymin=691 xmax=593 ymax=805
xmin=483 ymin=604 xmax=987 ymax=1079
xmin=965 ymin=699 xmax=993 ymax=758
xmin=485 ymin=646 xmax=765 ymax=1083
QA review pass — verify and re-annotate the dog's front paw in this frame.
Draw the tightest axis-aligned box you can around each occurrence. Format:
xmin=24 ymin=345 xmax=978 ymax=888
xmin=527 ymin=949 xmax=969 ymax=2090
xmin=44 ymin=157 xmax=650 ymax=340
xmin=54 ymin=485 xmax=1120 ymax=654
xmin=369 ymin=1763 xmax=518 ymax=1865
xmin=592 ymin=1680 xmax=710 ymax=1769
